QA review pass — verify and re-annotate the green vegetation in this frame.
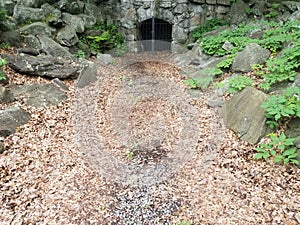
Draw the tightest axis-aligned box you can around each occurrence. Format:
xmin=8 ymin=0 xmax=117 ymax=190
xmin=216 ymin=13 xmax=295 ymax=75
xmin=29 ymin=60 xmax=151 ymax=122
xmin=0 ymin=42 xmax=10 ymax=50
xmin=217 ymin=54 xmax=236 ymax=69
xmin=260 ymin=87 xmax=300 ymax=129
xmin=75 ymin=49 xmax=86 ymax=58
xmin=190 ymin=20 xmax=300 ymax=92
xmin=199 ymin=23 xmax=256 ymax=57
xmin=0 ymin=6 xmax=7 ymax=21
xmin=188 ymin=19 xmax=300 ymax=166
xmin=78 ymin=20 xmax=124 ymax=56
xmin=0 ymin=58 xmax=7 ymax=81
xmin=255 ymin=87 xmax=300 ymax=165
xmin=191 ymin=18 xmax=228 ymax=40
xmin=254 ymin=133 xmax=299 ymax=165
xmin=227 ymin=75 xmax=254 ymax=93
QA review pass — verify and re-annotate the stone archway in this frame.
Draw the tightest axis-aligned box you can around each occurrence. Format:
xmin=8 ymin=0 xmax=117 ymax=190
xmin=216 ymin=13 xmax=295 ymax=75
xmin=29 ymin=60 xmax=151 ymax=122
xmin=139 ymin=18 xmax=172 ymax=51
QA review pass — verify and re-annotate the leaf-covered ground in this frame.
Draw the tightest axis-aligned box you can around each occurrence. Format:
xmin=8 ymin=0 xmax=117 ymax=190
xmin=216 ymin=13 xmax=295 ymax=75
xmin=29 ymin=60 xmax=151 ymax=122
xmin=0 ymin=51 xmax=299 ymax=224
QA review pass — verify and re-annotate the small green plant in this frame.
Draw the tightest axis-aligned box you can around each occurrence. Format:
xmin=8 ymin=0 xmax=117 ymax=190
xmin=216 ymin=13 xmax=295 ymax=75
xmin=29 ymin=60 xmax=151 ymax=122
xmin=265 ymin=11 xmax=279 ymax=19
xmin=271 ymin=3 xmax=281 ymax=9
xmin=251 ymin=64 xmax=265 ymax=77
xmin=227 ymin=75 xmax=254 ymax=93
xmin=0 ymin=58 xmax=7 ymax=81
xmin=184 ymin=78 xmax=198 ymax=89
xmin=254 ymin=133 xmax=299 ymax=165
xmin=125 ymin=150 xmax=134 ymax=160
xmin=245 ymin=8 xmax=255 ymax=15
xmin=260 ymin=87 xmax=300 ymax=129
xmin=124 ymin=143 xmax=139 ymax=160
xmin=217 ymin=54 xmax=236 ymax=69
xmin=0 ymin=42 xmax=10 ymax=50
xmin=0 ymin=7 xmax=7 ymax=21
xmin=75 ymin=49 xmax=86 ymax=58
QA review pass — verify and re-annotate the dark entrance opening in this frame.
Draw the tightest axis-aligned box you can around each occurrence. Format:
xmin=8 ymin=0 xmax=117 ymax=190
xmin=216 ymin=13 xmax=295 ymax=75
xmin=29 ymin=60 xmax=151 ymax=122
xmin=139 ymin=18 xmax=172 ymax=51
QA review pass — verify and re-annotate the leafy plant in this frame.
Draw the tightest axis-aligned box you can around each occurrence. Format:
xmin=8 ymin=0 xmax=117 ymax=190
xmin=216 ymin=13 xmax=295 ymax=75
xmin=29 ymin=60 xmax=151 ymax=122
xmin=184 ymin=78 xmax=199 ymax=89
xmin=124 ymin=143 xmax=139 ymax=160
xmin=271 ymin=3 xmax=281 ymax=9
xmin=75 ymin=49 xmax=86 ymax=58
xmin=254 ymin=133 xmax=298 ymax=165
xmin=200 ymin=24 xmax=257 ymax=56
xmin=227 ymin=75 xmax=254 ymax=93
xmin=0 ymin=42 xmax=10 ymax=50
xmin=260 ymin=21 xmax=300 ymax=53
xmin=125 ymin=150 xmax=134 ymax=160
xmin=0 ymin=7 xmax=7 ymax=21
xmin=265 ymin=11 xmax=278 ymax=19
xmin=260 ymin=87 xmax=300 ymax=129
xmin=79 ymin=20 xmax=124 ymax=55
xmin=191 ymin=18 xmax=228 ymax=40
xmin=0 ymin=58 xmax=7 ymax=81
xmin=217 ymin=54 xmax=236 ymax=69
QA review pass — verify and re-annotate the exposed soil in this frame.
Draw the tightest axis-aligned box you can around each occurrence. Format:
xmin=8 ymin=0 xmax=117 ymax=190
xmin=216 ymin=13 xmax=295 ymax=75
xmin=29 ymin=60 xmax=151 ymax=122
xmin=0 ymin=51 xmax=299 ymax=224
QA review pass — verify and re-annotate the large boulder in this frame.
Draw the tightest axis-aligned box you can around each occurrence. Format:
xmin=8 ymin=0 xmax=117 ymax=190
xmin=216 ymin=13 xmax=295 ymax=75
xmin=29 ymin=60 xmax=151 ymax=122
xmin=76 ymin=61 xmax=97 ymax=88
xmin=232 ymin=43 xmax=270 ymax=73
xmin=221 ymin=87 xmax=269 ymax=144
xmin=13 ymin=4 xmax=47 ymax=25
xmin=20 ymin=22 xmax=56 ymax=38
xmin=0 ymin=106 xmax=31 ymax=137
xmin=11 ymin=83 xmax=68 ymax=108
xmin=56 ymin=26 xmax=79 ymax=46
xmin=62 ymin=13 xmax=85 ymax=33
xmin=37 ymin=35 xmax=74 ymax=58
xmin=1 ymin=54 xmax=79 ymax=79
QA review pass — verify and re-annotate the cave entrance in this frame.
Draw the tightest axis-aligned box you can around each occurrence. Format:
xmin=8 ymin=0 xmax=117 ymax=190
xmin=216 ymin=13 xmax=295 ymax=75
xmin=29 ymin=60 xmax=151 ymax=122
xmin=139 ymin=18 xmax=172 ymax=51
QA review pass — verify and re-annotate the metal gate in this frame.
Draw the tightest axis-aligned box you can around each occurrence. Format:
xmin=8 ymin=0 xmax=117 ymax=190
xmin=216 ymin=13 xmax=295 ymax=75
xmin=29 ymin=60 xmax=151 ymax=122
xmin=139 ymin=18 xmax=172 ymax=51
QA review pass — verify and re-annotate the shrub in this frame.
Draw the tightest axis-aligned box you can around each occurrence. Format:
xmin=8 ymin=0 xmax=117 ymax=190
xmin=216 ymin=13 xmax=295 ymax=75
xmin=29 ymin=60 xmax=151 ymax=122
xmin=78 ymin=20 xmax=124 ymax=55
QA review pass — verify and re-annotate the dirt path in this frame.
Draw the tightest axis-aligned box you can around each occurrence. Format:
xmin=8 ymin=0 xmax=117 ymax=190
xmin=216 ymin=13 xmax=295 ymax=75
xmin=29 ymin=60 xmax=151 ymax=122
xmin=0 ymin=52 xmax=299 ymax=224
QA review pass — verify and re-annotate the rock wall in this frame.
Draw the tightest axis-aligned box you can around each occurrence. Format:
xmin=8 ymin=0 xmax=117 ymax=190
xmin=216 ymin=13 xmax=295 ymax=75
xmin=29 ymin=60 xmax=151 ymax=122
xmin=117 ymin=0 xmax=232 ymax=45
